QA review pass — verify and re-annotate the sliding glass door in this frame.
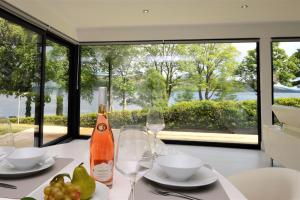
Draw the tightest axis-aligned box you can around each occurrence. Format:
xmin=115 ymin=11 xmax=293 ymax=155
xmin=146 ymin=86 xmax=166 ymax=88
xmin=0 ymin=16 xmax=41 ymax=147
xmin=43 ymin=39 xmax=70 ymax=144
xmin=0 ymin=11 xmax=75 ymax=147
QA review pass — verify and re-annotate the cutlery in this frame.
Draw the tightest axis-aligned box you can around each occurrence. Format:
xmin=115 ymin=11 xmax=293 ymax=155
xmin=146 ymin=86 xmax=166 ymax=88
xmin=0 ymin=183 xmax=17 ymax=189
xmin=150 ymin=188 xmax=203 ymax=200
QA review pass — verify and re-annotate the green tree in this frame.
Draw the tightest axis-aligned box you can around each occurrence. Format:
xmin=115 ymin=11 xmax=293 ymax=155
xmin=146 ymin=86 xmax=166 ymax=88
xmin=143 ymin=44 xmax=184 ymax=99
xmin=135 ymin=68 xmax=167 ymax=108
xmin=0 ymin=18 xmax=40 ymax=117
xmin=273 ymin=43 xmax=298 ymax=86
xmin=94 ymin=45 xmax=140 ymax=110
xmin=45 ymin=41 xmax=69 ymax=115
xmin=290 ymin=49 xmax=300 ymax=78
xmin=236 ymin=49 xmax=257 ymax=91
xmin=80 ymin=46 xmax=109 ymax=104
xmin=184 ymin=43 xmax=239 ymax=100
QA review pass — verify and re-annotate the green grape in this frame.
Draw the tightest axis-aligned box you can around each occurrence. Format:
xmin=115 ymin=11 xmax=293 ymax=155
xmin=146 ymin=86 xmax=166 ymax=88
xmin=54 ymin=191 xmax=64 ymax=200
xmin=44 ymin=186 xmax=51 ymax=195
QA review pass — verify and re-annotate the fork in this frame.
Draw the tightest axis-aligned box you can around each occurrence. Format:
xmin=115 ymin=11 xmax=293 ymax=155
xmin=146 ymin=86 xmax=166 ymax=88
xmin=150 ymin=188 xmax=203 ymax=200
xmin=0 ymin=183 xmax=17 ymax=189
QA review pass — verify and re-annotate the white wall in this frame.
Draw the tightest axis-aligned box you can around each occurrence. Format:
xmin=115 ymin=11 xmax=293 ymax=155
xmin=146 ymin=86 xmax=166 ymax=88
xmin=78 ymin=21 xmax=300 ymax=148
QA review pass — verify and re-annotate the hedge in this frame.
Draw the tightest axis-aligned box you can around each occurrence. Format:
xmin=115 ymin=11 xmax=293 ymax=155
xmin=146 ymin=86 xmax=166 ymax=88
xmin=9 ymin=97 xmax=300 ymax=131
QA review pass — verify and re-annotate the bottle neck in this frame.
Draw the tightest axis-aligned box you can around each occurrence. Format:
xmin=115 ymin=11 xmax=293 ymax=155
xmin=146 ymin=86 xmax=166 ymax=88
xmin=98 ymin=104 xmax=107 ymax=114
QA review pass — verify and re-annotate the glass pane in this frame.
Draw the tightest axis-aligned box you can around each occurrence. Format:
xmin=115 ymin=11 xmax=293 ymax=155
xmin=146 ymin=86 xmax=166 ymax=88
xmin=0 ymin=17 xmax=41 ymax=147
xmin=80 ymin=42 xmax=259 ymax=145
xmin=43 ymin=40 xmax=69 ymax=144
xmin=79 ymin=46 xmax=108 ymax=135
xmin=272 ymin=42 xmax=300 ymax=124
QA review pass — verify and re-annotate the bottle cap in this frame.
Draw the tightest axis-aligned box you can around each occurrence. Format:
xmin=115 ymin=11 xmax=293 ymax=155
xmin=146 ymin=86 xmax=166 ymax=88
xmin=98 ymin=87 xmax=107 ymax=106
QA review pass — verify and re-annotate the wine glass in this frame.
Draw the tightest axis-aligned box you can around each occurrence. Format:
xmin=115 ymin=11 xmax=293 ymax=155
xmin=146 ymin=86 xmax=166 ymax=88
xmin=115 ymin=125 xmax=153 ymax=200
xmin=0 ymin=116 xmax=15 ymax=161
xmin=146 ymin=108 xmax=165 ymax=157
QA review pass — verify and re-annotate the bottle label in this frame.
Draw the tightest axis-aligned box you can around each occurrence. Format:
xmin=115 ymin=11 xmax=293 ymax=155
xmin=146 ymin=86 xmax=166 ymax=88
xmin=97 ymin=123 xmax=107 ymax=132
xmin=92 ymin=161 xmax=113 ymax=182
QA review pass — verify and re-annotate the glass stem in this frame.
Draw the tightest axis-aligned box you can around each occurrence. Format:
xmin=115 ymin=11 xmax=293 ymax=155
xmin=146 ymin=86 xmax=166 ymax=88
xmin=129 ymin=179 xmax=136 ymax=200
xmin=153 ymin=131 xmax=158 ymax=158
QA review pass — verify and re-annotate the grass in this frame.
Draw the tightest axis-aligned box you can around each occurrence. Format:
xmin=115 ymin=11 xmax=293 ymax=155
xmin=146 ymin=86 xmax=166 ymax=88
xmin=0 ymin=123 xmax=33 ymax=135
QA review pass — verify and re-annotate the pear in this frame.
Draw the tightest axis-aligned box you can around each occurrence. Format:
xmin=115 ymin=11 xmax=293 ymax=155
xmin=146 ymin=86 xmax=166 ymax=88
xmin=71 ymin=163 xmax=96 ymax=200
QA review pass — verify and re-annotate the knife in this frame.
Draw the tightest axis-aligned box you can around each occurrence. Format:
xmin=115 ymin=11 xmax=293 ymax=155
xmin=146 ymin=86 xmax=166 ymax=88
xmin=0 ymin=183 xmax=17 ymax=189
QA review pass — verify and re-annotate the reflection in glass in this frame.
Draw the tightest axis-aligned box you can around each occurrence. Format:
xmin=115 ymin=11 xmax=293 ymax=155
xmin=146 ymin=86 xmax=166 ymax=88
xmin=43 ymin=40 xmax=69 ymax=144
xmin=272 ymin=42 xmax=300 ymax=123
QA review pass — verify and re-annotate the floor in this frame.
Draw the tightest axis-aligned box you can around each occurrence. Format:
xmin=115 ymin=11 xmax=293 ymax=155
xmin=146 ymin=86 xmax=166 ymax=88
xmin=167 ymin=144 xmax=272 ymax=177
xmin=81 ymin=128 xmax=258 ymax=144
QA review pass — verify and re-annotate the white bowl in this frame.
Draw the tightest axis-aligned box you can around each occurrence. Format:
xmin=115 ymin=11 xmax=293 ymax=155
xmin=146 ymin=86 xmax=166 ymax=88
xmin=156 ymin=154 xmax=203 ymax=181
xmin=6 ymin=147 xmax=46 ymax=170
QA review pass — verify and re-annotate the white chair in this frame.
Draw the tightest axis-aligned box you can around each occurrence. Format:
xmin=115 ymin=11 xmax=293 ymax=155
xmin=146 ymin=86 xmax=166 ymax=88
xmin=228 ymin=167 xmax=300 ymax=200
xmin=263 ymin=105 xmax=300 ymax=170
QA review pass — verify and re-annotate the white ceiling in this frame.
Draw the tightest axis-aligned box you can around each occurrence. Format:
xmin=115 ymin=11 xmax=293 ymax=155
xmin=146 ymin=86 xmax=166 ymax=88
xmin=4 ymin=0 xmax=300 ymax=40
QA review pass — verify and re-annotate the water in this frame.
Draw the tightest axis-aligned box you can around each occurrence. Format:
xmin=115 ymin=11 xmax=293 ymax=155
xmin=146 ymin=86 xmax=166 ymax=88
xmin=1 ymin=91 xmax=299 ymax=117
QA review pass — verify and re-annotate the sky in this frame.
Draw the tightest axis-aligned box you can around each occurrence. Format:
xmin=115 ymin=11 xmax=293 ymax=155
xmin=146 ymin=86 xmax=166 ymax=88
xmin=279 ymin=42 xmax=300 ymax=56
xmin=233 ymin=42 xmax=300 ymax=62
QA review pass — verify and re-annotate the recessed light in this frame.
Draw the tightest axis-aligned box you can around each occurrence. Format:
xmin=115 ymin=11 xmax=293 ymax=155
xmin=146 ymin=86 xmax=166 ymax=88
xmin=143 ymin=9 xmax=150 ymax=14
xmin=241 ymin=4 xmax=248 ymax=8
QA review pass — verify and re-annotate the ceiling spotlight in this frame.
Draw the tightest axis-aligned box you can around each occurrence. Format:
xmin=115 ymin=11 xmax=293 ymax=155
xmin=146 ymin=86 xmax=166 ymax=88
xmin=241 ymin=4 xmax=248 ymax=8
xmin=143 ymin=9 xmax=150 ymax=14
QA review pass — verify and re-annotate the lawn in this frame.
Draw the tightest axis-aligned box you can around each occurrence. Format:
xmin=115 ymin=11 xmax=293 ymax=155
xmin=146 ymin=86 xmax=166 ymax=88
xmin=0 ymin=123 xmax=33 ymax=135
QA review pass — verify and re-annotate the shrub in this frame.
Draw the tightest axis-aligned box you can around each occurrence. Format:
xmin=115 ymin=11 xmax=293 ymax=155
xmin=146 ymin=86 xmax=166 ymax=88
xmin=11 ymin=97 xmax=300 ymax=132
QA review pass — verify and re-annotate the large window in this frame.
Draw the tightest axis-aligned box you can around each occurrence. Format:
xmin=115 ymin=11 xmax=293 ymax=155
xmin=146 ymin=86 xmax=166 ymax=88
xmin=80 ymin=41 xmax=260 ymax=146
xmin=272 ymin=41 xmax=300 ymax=122
xmin=0 ymin=12 xmax=74 ymax=147
xmin=0 ymin=16 xmax=41 ymax=147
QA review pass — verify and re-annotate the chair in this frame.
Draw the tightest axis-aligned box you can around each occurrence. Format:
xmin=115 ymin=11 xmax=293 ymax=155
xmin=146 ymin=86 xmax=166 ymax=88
xmin=228 ymin=167 xmax=300 ymax=200
xmin=263 ymin=105 xmax=300 ymax=170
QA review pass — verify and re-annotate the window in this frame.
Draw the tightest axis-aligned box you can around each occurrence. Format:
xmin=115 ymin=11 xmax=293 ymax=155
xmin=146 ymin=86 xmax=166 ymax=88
xmin=272 ymin=40 xmax=300 ymax=123
xmin=0 ymin=16 xmax=41 ymax=147
xmin=0 ymin=11 xmax=75 ymax=147
xmin=43 ymin=39 xmax=70 ymax=144
xmin=80 ymin=41 xmax=260 ymax=146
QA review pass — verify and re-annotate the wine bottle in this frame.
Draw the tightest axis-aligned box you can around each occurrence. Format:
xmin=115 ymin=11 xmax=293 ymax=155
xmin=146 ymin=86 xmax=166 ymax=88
xmin=90 ymin=87 xmax=114 ymax=187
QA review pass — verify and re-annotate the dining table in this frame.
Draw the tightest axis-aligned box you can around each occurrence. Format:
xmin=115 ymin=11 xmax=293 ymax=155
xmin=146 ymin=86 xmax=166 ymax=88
xmin=0 ymin=139 xmax=246 ymax=200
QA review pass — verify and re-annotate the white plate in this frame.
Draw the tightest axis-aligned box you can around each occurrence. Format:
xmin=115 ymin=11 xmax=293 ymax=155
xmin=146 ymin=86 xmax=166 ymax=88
xmin=144 ymin=163 xmax=218 ymax=188
xmin=92 ymin=182 xmax=109 ymax=200
xmin=32 ymin=181 xmax=109 ymax=200
xmin=0 ymin=157 xmax=55 ymax=178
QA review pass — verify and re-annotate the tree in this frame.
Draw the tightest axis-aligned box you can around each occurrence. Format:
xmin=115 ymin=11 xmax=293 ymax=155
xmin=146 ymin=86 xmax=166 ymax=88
xmin=272 ymin=43 xmax=298 ymax=86
xmin=80 ymin=46 xmax=103 ymax=103
xmin=143 ymin=44 xmax=184 ymax=99
xmin=184 ymin=43 xmax=239 ymax=100
xmin=93 ymin=45 xmax=140 ymax=111
xmin=290 ymin=49 xmax=300 ymax=78
xmin=236 ymin=49 xmax=257 ymax=91
xmin=45 ymin=41 xmax=69 ymax=115
xmin=135 ymin=68 xmax=167 ymax=108
xmin=0 ymin=18 xmax=40 ymax=117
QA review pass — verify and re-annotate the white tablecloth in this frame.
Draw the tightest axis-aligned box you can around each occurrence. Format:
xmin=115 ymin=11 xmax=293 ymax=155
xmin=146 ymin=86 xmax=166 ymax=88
xmin=0 ymin=139 xmax=246 ymax=200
